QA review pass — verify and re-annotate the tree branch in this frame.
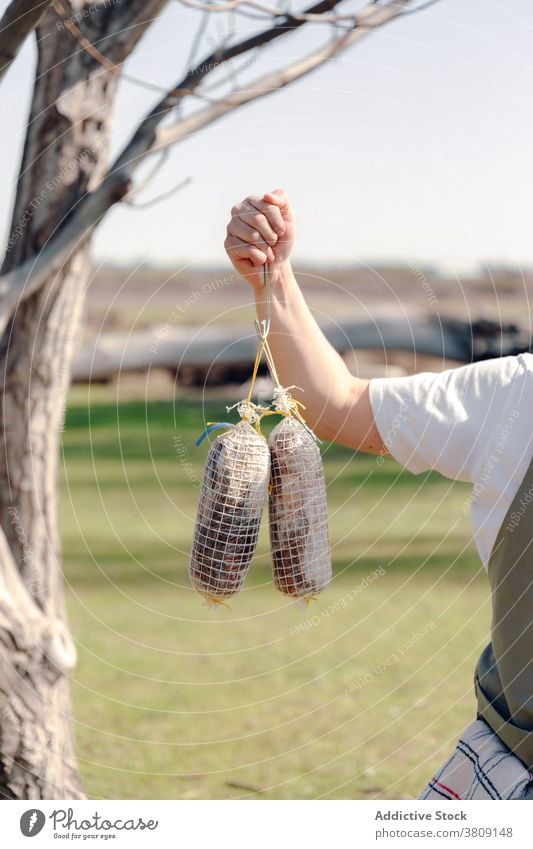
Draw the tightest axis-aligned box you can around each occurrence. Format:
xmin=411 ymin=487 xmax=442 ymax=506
xmin=114 ymin=0 xmax=348 ymax=175
xmin=0 ymin=0 xmax=53 ymax=82
xmin=116 ymin=0 xmax=407 ymax=177
xmin=157 ymin=2 xmax=408 ymax=150
xmin=124 ymin=174 xmax=193 ymax=209
xmin=0 ymin=0 xmax=413 ymax=323
xmin=175 ymin=0 xmax=361 ymax=23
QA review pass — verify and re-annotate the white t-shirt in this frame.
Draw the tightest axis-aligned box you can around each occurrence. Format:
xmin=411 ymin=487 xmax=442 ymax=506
xmin=369 ymin=353 xmax=533 ymax=569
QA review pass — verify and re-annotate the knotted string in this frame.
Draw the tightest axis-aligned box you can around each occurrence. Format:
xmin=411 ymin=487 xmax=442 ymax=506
xmin=196 ymin=263 xmax=319 ymax=443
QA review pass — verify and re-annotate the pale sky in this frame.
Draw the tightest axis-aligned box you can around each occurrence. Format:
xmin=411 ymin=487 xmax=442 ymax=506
xmin=0 ymin=0 xmax=532 ymax=274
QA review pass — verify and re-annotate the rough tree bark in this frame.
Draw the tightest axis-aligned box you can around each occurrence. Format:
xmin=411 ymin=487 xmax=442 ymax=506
xmin=0 ymin=0 xmax=166 ymax=800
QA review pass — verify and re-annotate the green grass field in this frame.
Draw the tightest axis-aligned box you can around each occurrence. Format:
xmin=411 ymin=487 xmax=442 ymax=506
xmin=61 ymin=391 xmax=490 ymax=800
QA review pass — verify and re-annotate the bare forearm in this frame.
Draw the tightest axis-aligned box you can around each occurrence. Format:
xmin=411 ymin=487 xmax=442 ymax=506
xmin=255 ymin=261 xmax=383 ymax=453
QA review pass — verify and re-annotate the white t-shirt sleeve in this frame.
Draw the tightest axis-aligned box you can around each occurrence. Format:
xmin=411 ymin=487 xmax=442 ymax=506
xmin=369 ymin=354 xmax=533 ymax=568
xmin=369 ymin=356 xmax=524 ymax=482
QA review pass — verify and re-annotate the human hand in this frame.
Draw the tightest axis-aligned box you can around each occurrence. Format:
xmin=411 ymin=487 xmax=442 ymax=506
xmin=224 ymin=188 xmax=295 ymax=289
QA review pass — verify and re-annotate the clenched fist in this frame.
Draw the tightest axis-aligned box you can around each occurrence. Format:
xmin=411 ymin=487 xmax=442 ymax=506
xmin=224 ymin=189 xmax=295 ymax=289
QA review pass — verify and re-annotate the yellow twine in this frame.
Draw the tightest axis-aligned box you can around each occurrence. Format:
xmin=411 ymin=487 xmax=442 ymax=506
xmin=245 ymin=338 xmax=267 ymax=410
xmin=203 ymin=594 xmax=231 ymax=608
xmin=243 ymin=263 xmax=316 ymax=440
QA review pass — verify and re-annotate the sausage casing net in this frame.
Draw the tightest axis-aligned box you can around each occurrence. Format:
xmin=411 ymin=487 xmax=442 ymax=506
xmin=189 ymin=420 xmax=270 ymax=603
xmin=268 ymin=416 xmax=332 ymax=599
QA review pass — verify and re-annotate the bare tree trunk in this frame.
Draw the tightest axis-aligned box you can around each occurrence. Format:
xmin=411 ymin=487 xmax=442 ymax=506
xmin=0 ymin=0 xmax=166 ymax=800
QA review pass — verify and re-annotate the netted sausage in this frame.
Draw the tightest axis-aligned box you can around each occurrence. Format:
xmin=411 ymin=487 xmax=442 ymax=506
xmin=189 ymin=420 xmax=270 ymax=605
xmin=268 ymin=416 xmax=331 ymax=600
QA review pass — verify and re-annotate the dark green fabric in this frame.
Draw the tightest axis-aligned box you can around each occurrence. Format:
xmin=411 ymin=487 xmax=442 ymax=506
xmin=474 ymin=460 xmax=533 ymax=768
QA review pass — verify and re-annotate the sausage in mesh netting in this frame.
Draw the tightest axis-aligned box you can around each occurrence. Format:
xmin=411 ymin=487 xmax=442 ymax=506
xmin=189 ymin=420 xmax=270 ymax=604
xmin=268 ymin=416 xmax=331 ymax=600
